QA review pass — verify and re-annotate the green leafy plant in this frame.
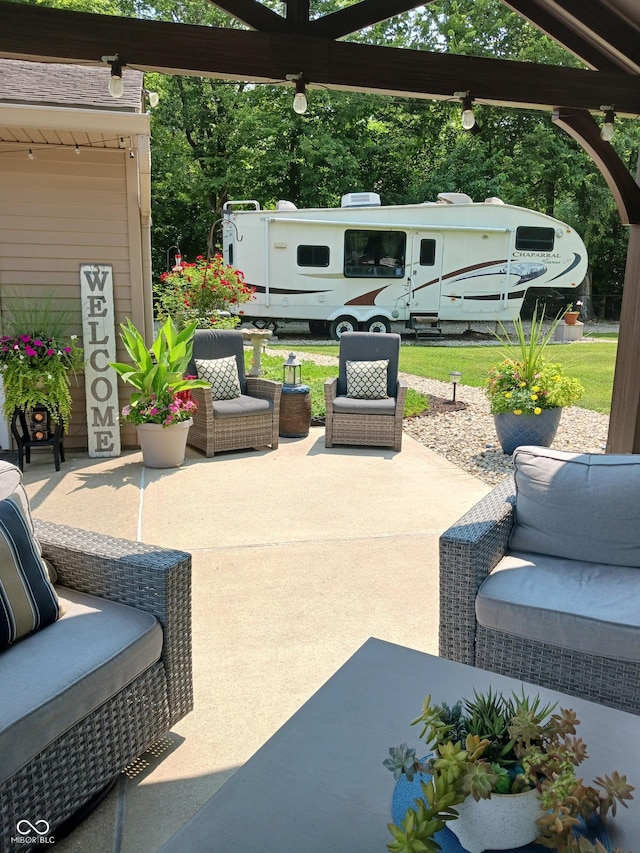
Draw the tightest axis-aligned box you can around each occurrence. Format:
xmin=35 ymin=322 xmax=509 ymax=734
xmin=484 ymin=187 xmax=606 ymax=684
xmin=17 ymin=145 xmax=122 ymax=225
xmin=0 ymin=295 xmax=84 ymax=432
xmin=155 ymin=254 xmax=255 ymax=330
xmin=485 ymin=304 xmax=584 ymax=415
xmin=109 ymin=317 xmax=210 ymax=427
xmin=384 ymin=688 xmax=634 ymax=853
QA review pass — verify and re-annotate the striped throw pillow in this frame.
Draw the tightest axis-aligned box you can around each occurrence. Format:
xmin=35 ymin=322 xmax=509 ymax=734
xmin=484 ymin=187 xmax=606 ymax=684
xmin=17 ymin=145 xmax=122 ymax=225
xmin=0 ymin=496 xmax=60 ymax=649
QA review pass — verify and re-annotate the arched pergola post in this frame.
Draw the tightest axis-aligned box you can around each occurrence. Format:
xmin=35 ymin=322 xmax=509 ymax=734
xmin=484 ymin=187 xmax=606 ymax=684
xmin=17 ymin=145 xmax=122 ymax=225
xmin=553 ymin=109 xmax=640 ymax=452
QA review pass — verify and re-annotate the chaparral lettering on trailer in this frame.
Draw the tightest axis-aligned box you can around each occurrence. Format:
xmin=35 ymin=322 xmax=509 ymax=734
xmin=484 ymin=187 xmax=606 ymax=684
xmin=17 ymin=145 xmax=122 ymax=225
xmin=80 ymin=264 xmax=121 ymax=458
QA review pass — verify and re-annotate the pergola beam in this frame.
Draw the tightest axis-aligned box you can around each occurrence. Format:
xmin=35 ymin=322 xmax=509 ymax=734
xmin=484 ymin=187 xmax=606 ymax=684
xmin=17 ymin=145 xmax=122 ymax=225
xmin=1 ymin=2 xmax=639 ymax=116
xmin=208 ymin=0 xmax=287 ymax=32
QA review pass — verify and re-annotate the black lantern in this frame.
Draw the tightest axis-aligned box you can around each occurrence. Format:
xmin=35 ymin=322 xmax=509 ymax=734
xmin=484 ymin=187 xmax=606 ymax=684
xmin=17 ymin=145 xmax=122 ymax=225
xmin=283 ymin=353 xmax=302 ymax=387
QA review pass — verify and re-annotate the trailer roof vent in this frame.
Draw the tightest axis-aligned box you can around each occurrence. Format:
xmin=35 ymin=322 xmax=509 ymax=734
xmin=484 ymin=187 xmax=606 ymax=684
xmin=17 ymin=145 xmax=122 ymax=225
xmin=276 ymin=200 xmax=297 ymax=210
xmin=484 ymin=196 xmax=505 ymax=204
xmin=341 ymin=192 xmax=381 ymax=208
xmin=437 ymin=192 xmax=473 ymax=204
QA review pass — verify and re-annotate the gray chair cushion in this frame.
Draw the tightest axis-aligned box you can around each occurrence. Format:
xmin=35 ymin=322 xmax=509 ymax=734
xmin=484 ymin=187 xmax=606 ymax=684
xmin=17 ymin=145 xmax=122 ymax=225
xmin=476 ymin=550 xmax=640 ymax=662
xmin=332 ymin=395 xmax=397 ymax=416
xmin=188 ymin=329 xmax=247 ymax=395
xmin=336 ymin=332 xmax=400 ymax=398
xmin=0 ymin=586 xmax=162 ymax=784
xmin=510 ymin=446 xmax=640 ymax=566
xmin=211 ymin=394 xmax=273 ymax=419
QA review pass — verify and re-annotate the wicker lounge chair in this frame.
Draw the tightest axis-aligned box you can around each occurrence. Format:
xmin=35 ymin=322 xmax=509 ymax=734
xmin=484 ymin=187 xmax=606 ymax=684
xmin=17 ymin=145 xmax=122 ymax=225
xmin=186 ymin=329 xmax=281 ymax=458
xmin=439 ymin=447 xmax=640 ymax=715
xmin=0 ymin=519 xmax=193 ymax=844
xmin=324 ymin=332 xmax=407 ymax=451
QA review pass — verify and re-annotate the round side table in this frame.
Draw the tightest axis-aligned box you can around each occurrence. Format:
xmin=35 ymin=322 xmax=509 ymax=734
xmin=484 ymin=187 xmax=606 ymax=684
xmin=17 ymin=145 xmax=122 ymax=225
xmin=279 ymin=384 xmax=311 ymax=438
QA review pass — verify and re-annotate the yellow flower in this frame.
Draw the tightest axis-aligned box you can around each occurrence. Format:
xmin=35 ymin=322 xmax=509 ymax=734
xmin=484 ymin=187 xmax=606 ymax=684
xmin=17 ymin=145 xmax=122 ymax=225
xmin=505 ymin=392 xmax=512 ymax=398
xmin=513 ymin=409 xmax=522 ymax=415
xmin=519 ymin=382 xmax=526 ymax=387
xmin=532 ymin=385 xmax=540 ymax=392
xmin=531 ymin=394 xmax=538 ymax=400
xmin=534 ymin=407 xmax=542 ymax=415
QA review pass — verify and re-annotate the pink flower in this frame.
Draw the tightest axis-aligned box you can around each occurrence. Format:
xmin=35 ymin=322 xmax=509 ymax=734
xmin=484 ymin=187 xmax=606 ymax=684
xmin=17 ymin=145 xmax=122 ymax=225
xmin=33 ymin=338 xmax=43 ymax=347
xmin=63 ymin=346 xmax=72 ymax=354
xmin=19 ymin=335 xmax=31 ymax=343
xmin=46 ymin=348 xmax=54 ymax=356
xmin=24 ymin=345 xmax=37 ymax=357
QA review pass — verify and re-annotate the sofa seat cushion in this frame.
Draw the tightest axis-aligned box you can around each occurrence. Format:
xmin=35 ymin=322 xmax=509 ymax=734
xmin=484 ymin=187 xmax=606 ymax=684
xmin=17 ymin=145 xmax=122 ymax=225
xmin=476 ymin=550 xmax=640 ymax=663
xmin=510 ymin=446 xmax=640 ymax=566
xmin=332 ymin=395 xmax=396 ymax=416
xmin=0 ymin=586 xmax=163 ymax=785
xmin=212 ymin=394 xmax=273 ymax=419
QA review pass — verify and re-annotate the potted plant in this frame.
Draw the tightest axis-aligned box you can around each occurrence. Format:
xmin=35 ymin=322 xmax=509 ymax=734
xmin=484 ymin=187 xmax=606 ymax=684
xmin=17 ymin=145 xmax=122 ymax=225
xmin=384 ymin=688 xmax=634 ymax=853
xmin=110 ymin=317 xmax=210 ymax=468
xmin=0 ymin=298 xmax=84 ymax=434
xmin=485 ymin=304 xmax=584 ymax=455
xmin=154 ymin=253 xmax=255 ymax=331
xmin=563 ymin=301 xmax=583 ymax=325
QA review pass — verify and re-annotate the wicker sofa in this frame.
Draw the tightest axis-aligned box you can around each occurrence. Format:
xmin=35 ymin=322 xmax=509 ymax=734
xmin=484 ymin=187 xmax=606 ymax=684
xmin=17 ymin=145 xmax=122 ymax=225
xmin=0 ymin=497 xmax=193 ymax=848
xmin=439 ymin=445 xmax=640 ymax=715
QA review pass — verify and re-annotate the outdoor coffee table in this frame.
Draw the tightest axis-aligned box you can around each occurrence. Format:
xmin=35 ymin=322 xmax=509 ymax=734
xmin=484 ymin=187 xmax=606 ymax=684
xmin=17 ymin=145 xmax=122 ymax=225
xmin=159 ymin=638 xmax=639 ymax=852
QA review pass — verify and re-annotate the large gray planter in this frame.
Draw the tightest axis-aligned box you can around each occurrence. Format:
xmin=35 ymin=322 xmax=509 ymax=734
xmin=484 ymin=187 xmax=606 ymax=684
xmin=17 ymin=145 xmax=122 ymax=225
xmin=493 ymin=408 xmax=562 ymax=455
xmin=136 ymin=418 xmax=192 ymax=468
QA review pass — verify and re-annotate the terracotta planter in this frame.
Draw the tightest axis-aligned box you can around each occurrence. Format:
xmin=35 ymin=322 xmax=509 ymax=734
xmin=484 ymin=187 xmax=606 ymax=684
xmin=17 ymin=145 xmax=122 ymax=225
xmin=493 ymin=408 xmax=562 ymax=455
xmin=564 ymin=311 xmax=580 ymax=325
xmin=449 ymin=787 xmax=541 ymax=853
xmin=136 ymin=418 xmax=192 ymax=468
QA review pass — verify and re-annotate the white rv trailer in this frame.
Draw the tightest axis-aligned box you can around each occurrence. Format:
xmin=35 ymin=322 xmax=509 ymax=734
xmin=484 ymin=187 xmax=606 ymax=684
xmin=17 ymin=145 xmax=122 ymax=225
xmin=222 ymin=192 xmax=587 ymax=338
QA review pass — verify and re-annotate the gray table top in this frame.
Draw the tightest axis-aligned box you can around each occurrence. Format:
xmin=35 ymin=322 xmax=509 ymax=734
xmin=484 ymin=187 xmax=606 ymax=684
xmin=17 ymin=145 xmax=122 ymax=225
xmin=160 ymin=638 xmax=639 ymax=852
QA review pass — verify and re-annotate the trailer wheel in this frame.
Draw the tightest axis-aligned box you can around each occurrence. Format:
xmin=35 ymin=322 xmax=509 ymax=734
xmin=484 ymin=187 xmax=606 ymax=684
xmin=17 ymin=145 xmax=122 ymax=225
xmin=309 ymin=320 xmax=328 ymax=337
xmin=364 ymin=316 xmax=391 ymax=334
xmin=329 ymin=316 xmax=358 ymax=340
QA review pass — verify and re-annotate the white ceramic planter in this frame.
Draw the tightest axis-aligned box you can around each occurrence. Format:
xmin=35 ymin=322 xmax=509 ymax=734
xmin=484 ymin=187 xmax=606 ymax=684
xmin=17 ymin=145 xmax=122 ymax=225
xmin=136 ymin=418 xmax=192 ymax=468
xmin=449 ymin=787 xmax=541 ymax=853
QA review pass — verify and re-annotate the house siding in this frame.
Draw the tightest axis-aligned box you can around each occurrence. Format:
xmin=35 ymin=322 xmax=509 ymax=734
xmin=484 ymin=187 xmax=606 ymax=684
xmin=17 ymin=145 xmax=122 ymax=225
xmin=0 ymin=141 xmax=146 ymax=449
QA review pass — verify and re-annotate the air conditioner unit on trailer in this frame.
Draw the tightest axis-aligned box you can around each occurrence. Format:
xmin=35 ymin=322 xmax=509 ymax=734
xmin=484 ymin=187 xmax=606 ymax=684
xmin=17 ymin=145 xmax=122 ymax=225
xmin=341 ymin=192 xmax=381 ymax=208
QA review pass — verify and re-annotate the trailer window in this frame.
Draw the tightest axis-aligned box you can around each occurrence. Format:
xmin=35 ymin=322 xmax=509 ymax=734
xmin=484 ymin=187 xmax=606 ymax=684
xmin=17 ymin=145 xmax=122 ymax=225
xmin=420 ymin=239 xmax=436 ymax=266
xmin=515 ymin=227 xmax=555 ymax=252
xmin=297 ymin=245 xmax=330 ymax=267
xmin=344 ymin=230 xmax=405 ymax=277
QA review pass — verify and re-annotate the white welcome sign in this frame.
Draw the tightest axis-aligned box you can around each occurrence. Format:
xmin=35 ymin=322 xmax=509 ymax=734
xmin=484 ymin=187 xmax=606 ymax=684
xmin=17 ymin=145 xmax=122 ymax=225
xmin=80 ymin=264 xmax=121 ymax=458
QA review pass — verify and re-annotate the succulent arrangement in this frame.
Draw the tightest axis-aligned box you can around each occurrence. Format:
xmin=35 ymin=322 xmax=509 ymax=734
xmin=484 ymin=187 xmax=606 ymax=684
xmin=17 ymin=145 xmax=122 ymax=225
xmin=384 ymin=688 xmax=634 ymax=853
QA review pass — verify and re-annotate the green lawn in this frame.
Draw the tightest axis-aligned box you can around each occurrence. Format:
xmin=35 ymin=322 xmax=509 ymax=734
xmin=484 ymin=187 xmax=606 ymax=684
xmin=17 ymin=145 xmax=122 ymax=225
xmin=269 ymin=340 xmax=618 ymax=414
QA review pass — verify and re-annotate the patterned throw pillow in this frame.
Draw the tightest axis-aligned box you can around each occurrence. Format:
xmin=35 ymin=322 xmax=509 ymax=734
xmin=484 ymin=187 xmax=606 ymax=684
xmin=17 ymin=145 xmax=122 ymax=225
xmin=195 ymin=356 xmax=242 ymax=400
xmin=346 ymin=359 xmax=389 ymax=399
xmin=0 ymin=496 xmax=61 ymax=649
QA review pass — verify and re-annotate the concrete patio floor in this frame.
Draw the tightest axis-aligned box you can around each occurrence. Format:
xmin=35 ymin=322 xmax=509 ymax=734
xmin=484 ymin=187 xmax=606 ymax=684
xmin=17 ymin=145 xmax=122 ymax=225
xmin=20 ymin=428 xmax=490 ymax=852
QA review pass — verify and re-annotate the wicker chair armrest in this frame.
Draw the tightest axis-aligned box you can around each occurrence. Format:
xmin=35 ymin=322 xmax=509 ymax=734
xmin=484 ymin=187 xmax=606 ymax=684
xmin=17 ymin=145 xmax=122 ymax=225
xmin=191 ymin=385 xmax=214 ymax=417
xmin=245 ymin=377 xmax=282 ymax=403
xmin=438 ymin=477 xmax=515 ymax=665
xmin=324 ymin=377 xmax=338 ymax=406
xmin=395 ymin=378 xmax=408 ymax=413
xmin=34 ymin=519 xmax=193 ymax=724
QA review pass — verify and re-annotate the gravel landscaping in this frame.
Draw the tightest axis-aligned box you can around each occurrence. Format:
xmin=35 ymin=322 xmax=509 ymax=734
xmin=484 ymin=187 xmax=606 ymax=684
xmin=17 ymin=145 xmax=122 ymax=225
xmin=266 ymin=321 xmax=613 ymax=485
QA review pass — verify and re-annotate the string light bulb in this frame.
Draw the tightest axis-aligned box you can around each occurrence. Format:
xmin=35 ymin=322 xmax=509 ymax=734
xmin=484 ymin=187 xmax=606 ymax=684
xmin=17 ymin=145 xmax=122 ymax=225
xmin=286 ymin=73 xmax=307 ymax=115
xmin=293 ymin=78 xmax=307 ymax=115
xmin=28 ymin=149 xmax=34 ymax=160
xmin=601 ymin=107 xmax=615 ymax=142
xmin=461 ymin=95 xmax=476 ymax=130
xmin=102 ymin=54 xmax=125 ymax=98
